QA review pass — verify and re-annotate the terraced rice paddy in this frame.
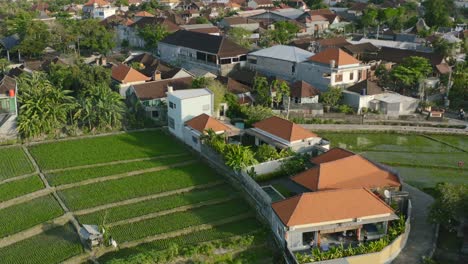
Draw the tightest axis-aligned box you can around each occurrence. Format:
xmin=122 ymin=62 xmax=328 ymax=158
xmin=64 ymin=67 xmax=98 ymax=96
xmin=0 ymin=130 xmax=272 ymax=263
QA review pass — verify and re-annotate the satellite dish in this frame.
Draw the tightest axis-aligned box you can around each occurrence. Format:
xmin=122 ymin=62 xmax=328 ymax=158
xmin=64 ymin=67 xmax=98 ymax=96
xmin=384 ymin=190 xmax=391 ymax=199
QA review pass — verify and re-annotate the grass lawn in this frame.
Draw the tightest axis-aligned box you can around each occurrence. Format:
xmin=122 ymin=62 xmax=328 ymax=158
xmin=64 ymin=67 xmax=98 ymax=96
xmin=46 ymin=154 xmax=194 ymax=186
xmin=0 ymin=223 xmax=83 ymax=264
xmin=76 ymin=184 xmax=234 ymax=225
xmin=98 ymin=217 xmax=263 ymax=263
xmin=0 ymin=175 xmax=44 ymax=202
xmin=58 ymin=163 xmax=221 ymax=210
xmin=320 ymin=133 xmax=461 ymax=153
xmin=0 ymin=195 xmax=63 ymax=238
xmin=28 ymin=130 xmax=187 ymax=170
xmin=0 ymin=146 xmax=35 ymax=180
xmin=109 ymin=199 xmax=251 ymax=242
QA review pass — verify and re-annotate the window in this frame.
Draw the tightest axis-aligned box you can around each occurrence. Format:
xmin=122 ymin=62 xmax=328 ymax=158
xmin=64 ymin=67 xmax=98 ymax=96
xmin=248 ymin=58 xmax=257 ymax=64
xmin=335 ymin=74 xmax=343 ymax=82
xmin=169 ymin=101 xmax=176 ymax=109
xmin=151 ymin=111 xmax=159 ymax=118
xmin=219 ymin=58 xmax=231 ymax=64
xmin=322 ymin=73 xmax=331 ymax=78
xmin=349 ymin=72 xmax=354 ymax=80
xmin=292 ymin=64 xmax=296 ymax=73
xmin=202 ymin=104 xmax=210 ymax=111
xmin=168 ymin=117 xmax=175 ymax=129
xmin=196 ymin=52 xmax=207 ymax=61
xmin=240 ymin=55 xmax=247 ymax=61
xmin=192 ymin=136 xmax=198 ymax=143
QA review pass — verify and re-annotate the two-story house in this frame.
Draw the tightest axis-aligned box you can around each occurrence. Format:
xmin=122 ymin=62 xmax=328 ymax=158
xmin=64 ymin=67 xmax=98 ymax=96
xmin=83 ymin=0 xmax=117 ymax=19
xmin=167 ymin=88 xmax=213 ymax=139
xmin=297 ymin=48 xmax=370 ymax=91
xmin=158 ymin=30 xmax=249 ymax=76
xmin=246 ymin=45 xmax=314 ymax=82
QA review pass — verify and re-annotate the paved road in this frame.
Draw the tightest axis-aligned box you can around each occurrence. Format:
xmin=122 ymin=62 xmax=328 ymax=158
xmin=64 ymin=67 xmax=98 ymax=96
xmin=300 ymin=124 xmax=468 ymax=135
xmin=393 ymin=184 xmax=436 ymax=264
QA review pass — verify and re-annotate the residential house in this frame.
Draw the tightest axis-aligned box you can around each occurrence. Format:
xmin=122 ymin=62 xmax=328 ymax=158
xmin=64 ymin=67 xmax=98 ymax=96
xmin=349 ymin=37 xmax=433 ymax=52
xmin=124 ymin=53 xmax=175 ymax=78
xmin=133 ymin=11 xmax=155 ymax=22
xmin=347 ymin=2 xmax=367 ymax=16
xmin=287 ymin=0 xmax=308 ymax=11
xmin=0 ymin=76 xmax=17 ymax=138
xmin=83 ymin=0 xmax=117 ymax=19
xmin=167 ymin=88 xmax=214 ymax=139
xmin=290 ymin=81 xmax=320 ymax=104
xmin=315 ymin=37 xmax=351 ymax=52
xmin=247 ymin=0 xmax=274 ymax=9
xmin=217 ymin=76 xmax=254 ymax=105
xmin=342 ymin=79 xmax=419 ymax=115
xmin=175 ymin=0 xmax=205 ymax=11
xmin=297 ymin=48 xmax=370 ymax=91
xmin=159 ymin=0 xmax=181 ymax=8
xmin=184 ymin=113 xmax=231 ymax=151
xmin=180 ymin=24 xmax=221 ymax=35
xmin=111 ymin=64 xmax=151 ymax=96
xmin=296 ymin=12 xmax=330 ymax=36
xmin=342 ymin=42 xmax=380 ymax=61
xmin=291 ymin=148 xmax=402 ymax=193
xmin=377 ymin=47 xmax=448 ymax=75
xmin=126 ymin=76 xmax=193 ymax=121
xmin=218 ymin=16 xmax=260 ymax=31
xmin=122 ymin=17 xmax=180 ymax=48
xmin=245 ymin=116 xmax=324 ymax=152
xmin=247 ymin=45 xmax=314 ymax=81
xmin=271 ymin=188 xmax=398 ymax=250
xmin=0 ymin=76 xmax=17 ymax=116
xmin=158 ymin=30 xmax=249 ymax=76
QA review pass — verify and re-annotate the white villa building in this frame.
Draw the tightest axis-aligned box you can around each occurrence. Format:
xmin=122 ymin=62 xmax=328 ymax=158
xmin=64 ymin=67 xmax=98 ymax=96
xmin=167 ymin=88 xmax=214 ymax=139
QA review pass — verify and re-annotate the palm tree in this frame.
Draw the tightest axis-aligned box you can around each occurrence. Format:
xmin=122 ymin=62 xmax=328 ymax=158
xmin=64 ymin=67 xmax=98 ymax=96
xmin=17 ymin=73 xmax=75 ymax=138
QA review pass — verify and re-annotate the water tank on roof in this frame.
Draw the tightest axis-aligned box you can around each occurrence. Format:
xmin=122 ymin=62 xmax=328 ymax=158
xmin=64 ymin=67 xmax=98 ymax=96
xmin=9 ymin=89 xmax=15 ymax=97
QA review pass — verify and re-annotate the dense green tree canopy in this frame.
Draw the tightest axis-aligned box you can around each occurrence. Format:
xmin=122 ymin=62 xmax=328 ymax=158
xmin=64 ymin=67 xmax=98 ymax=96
xmin=423 ymin=0 xmax=453 ymax=28
xmin=390 ymin=56 xmax=432 ymax=92
xmin=137 ymin=24 xmax=169 ymax=52
xmin=227 ymin=27 xmax=253 ymax=49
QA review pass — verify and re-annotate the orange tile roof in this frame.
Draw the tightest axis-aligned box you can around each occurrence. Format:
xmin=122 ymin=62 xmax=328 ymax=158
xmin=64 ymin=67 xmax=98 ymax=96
xmin=308 ymin=48 xmax=361 ymax=67
xmin=111 ymin=64 xmax=150 ymax=84
xmin=253 ymin=116 xmax=318 ymax=142
xmin=291 ymin=154 xmax=401 ymax=191
xmin=84 ymin=0 xmax=110 ymax=6
xmin=272 ymin=188 xmax=395 ymax=227
xmin=310 ymin=147 xmax=355 ymax=164
xmin=135 ymin=11 xmax=155 ymax=17
xmin=185 ymin=114 xmax=230 ymax=134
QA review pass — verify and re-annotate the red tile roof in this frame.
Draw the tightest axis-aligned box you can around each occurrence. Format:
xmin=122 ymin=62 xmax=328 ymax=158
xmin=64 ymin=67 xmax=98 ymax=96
xmin=272 ymin=188 xmax=395 ymax=227
xmin=253 ymin=116 xmax=318 ymax=142
xmin=292 ymin=154 xmax=401 ymax=191
xmin=186 ymin=114 xmax=230 ymax=134
xmin=111 ymin=64 xmax=150 ymax=84
xmin=290 ymin=81 xmax=320 ymax=98
xmin=309 ymin=48 xmax=361 ymax=67
xmin=310 ymin=147 xmax=355 ymax=164
xmin=84 ymin=0 xmax=110 ymax=7
xmin=134 ymin=11 xmax=155 ymax=17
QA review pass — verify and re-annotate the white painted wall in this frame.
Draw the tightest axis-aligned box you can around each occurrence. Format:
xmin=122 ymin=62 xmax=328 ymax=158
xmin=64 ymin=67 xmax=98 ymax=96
xmin=167 ymin=91 xmax=213 ymax=139
xmin=247 ymin=56 xmax=298 ymax=81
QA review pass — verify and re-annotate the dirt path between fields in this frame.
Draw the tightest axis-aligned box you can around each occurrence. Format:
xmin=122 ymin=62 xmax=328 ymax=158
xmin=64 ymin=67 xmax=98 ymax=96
xmin=108 ymin=196 xmax=236 ymax=227
xmin=56 ymin=160 xmax=197 ymax=190
xmin=44 ymin=153 xmax=189 ymax=174
xmin=73 ymin=181 xmax=225 ymax=215
xmin=0 ymin=172 xmax=39 ymax=185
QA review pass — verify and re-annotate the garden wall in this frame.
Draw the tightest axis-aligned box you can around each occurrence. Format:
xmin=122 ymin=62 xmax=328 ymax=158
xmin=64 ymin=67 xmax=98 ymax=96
xmin=245 ymin=157 xmax=291 ymax=176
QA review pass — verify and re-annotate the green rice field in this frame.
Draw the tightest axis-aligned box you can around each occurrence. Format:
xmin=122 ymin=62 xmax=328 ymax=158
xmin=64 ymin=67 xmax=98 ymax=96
xmin=0 ymin=147 xmax=35 ymax=180
xmin=0 ymin=175 xmax=44 ymax=202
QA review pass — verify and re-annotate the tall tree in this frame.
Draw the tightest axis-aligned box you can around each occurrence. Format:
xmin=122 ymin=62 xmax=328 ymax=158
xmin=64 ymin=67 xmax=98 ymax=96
xmin=390 ymin=56 xmax=432 ymax=93
xmin=137 ymin=24 xmax=169 ymax=52
xmin=17 ymin=21 xmax=50 ymax=58
xmin=17 ymin=73 xmax=76 ymax=138
xmin=253 ymin=76 xmax=271 ymax=106
xmin=78 ymin=19 xmax=115 ymax=54
xmin=423 ymin=0 xmax=452 ymax=28
xmin=227 ymin=27 xmax=253 ymax=49
xmin=270 ymin=21 xmax=300 ymax=44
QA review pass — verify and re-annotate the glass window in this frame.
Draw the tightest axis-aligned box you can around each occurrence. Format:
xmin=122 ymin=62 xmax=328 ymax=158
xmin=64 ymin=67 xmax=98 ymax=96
xmin=152 ymin=111 xmax=159 ymax=118
xmin=349 ymin=72 xmax=354 ymax=80
xmin=192 ymin=136 xmax=198 ymax=143
xmin=169 ymin=101 xmax=176 ymax=109
xmin=335 ymin=74 xmax=343 ymax=82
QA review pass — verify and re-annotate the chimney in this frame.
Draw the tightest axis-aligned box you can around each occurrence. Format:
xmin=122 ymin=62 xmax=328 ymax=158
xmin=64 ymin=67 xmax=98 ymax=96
xmin=167 ymin=85 xmax=174 ymax=94
xmin=152 ymin=70 xmax=162 ymax=81
xmin=330 ymin=60 xmax=336 ymax=68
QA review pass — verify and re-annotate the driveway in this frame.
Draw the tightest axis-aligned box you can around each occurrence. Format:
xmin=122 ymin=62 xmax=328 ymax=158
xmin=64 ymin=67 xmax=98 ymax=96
xmin=393 ymin=183 xmax=436 ymax=264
